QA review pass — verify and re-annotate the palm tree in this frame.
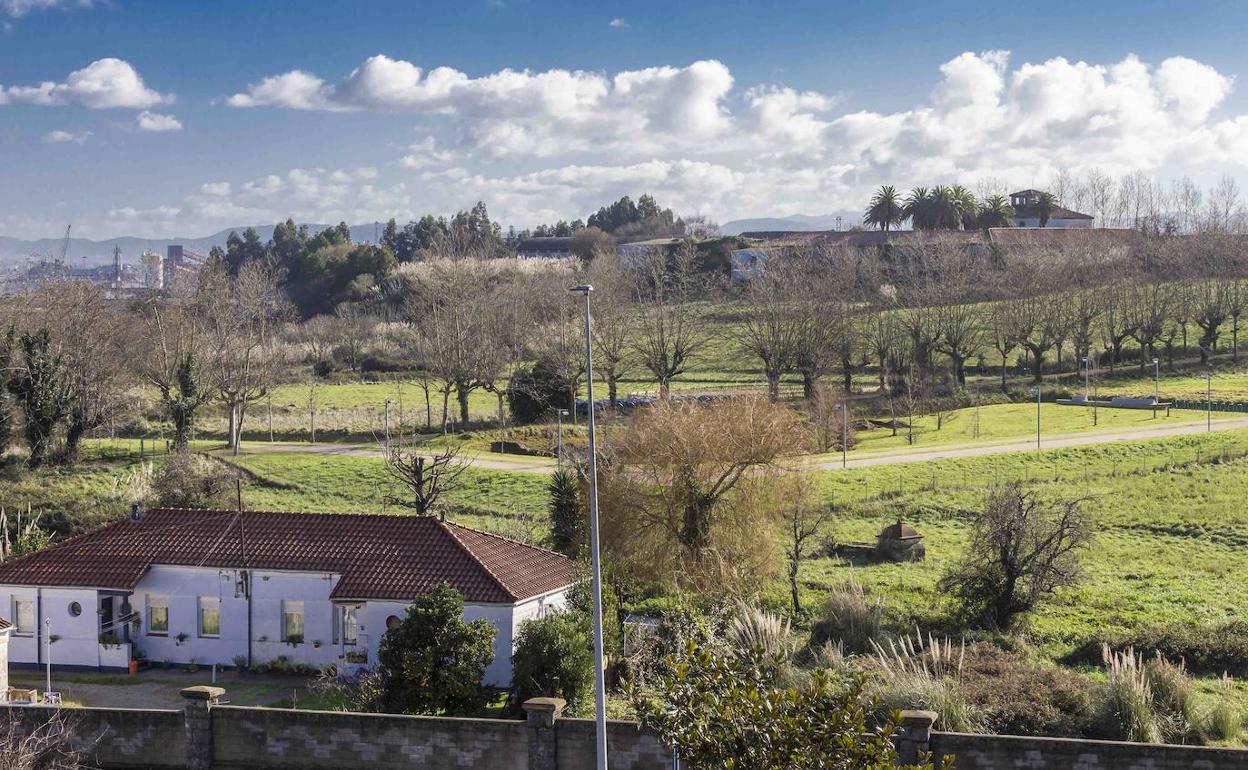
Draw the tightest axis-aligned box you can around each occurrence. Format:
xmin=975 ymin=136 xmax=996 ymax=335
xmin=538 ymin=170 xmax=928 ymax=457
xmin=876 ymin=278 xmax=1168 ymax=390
xmin=951 ymin=185 xmax=979 ymax=230
xmin=1034 ymin=191 xmax=1058 ymax=227
xmin=928 ymin=186 xmax=966 ymax=230
xmin=903 ymin=187 xmax=933 ymax=230
xmin=977 ymin=195 xmax=1015 ymax=230
xmin=864 ymin=185 xmax=904 ymax=232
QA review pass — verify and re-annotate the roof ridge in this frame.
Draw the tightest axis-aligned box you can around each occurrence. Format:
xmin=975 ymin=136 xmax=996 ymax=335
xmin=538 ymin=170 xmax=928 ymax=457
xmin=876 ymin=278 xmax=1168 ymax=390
xmin=442 ymin=519 xmax=569 ymax=559
xmin=436 ymin=519 xmax=519 ymax=602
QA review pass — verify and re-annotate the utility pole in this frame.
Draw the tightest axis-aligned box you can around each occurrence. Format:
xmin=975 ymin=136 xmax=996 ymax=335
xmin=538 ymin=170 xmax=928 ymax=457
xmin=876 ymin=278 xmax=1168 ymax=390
xmin=1032 ymin=385 xmax=1042 ymax=450
xmin=268 ymin=394 xmax=274 ymax=443
xmin=570 ymin=284 xmax=608 ymax=770
xmin=384 ymin=399 xmax=393 ymax=455
xmin=555 ymin=408 xmax=568 ymax=471
xmin=840 ymin=402 xmax=848 ymax=469
xmin=44 ymin=617 xmax=51 ymax=695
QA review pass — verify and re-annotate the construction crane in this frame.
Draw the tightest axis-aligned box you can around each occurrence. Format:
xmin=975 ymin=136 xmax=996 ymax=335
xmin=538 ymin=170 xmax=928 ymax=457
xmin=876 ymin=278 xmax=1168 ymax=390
xmin=56 ymin=225 xmax=71 ymax=267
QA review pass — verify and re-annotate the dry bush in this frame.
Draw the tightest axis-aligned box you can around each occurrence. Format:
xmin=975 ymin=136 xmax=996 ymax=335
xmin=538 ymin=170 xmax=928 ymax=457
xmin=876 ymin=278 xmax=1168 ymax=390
xmin=957 ymin=643 xmax=1097 ymax=738
xmin=808 ymin=579 xmax=884 ymax=654
xmin=152 ymin=453 xmax=239 ymax=508
xmin=0 ymin=711 xmax=89 ymax=770
xmin=598 ymin=396 xmax=806 ymax=595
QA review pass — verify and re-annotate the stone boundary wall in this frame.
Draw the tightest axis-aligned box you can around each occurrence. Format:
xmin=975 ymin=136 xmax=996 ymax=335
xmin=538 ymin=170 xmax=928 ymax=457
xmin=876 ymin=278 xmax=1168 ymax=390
xmin=6 ymin=694 xmax=1248 ymax=769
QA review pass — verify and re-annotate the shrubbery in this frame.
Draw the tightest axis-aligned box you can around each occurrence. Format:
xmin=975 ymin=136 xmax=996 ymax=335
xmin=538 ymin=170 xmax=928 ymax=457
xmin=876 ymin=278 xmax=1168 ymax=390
xmin=808 ymin=579 xmax=883 ymax=654
xmin=511 ymin=612 xmax=594 ymax=709
xmin=152 ymin=453 xmax=238 ymax=508
xmin=1064 ymin=621 xmax=1248 ymax=677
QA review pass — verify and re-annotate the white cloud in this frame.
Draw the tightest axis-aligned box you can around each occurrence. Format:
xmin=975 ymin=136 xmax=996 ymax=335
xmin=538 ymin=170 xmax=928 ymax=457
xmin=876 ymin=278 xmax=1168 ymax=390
xmin=136 ymin=110 xmax=182 ymax=132
xmin=2 ymin=58 xmax=171 ymax=109
xmin=609 ymin=17 xmax=628 ymax=28
xmin=41 ymin=128 xmax=90 ymax=144
xmin=1 ymin=0 xmax=93 ymax=18
xmin=226 ymin=55 xmax=738 ymax=156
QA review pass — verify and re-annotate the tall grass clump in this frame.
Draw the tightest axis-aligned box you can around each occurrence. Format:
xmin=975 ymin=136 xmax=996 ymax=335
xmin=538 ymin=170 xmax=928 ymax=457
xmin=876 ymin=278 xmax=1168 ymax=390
xmin=869 ymin=630 xmax=986 ymax=733
xmin=726 ymin=603 xmax=795 ymax=678
xmin=1099 ymin=646 xmax=1165 ymax=743
xmin=1196 ymin=675 xmax=1244 ymax=744
xmin=809 ymin=578 xmax=883 ymax=654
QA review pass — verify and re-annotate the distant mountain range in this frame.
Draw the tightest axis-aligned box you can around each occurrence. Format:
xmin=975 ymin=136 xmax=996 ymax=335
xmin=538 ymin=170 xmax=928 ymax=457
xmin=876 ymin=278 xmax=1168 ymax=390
xmin=0 ymin=224 xmax=383 ymax=266
xmin=720 ymin=213 xmax=856 ymax=236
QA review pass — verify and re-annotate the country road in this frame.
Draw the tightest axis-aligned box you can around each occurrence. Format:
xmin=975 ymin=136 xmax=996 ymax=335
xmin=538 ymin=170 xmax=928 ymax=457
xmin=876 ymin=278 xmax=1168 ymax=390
xmin=222 ymin=414 xmax=1248 ymax=475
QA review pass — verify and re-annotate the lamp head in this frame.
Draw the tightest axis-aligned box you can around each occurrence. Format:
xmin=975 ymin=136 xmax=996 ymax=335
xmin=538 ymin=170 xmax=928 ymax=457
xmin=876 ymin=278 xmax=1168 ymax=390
xmin=569 ymin=284 xmax=594 ymax=294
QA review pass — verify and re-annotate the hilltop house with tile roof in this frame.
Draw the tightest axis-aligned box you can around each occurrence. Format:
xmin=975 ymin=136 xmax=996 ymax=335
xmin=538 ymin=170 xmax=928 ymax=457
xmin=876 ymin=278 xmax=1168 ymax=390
xmin=0 ymin=508 xmax=577 ymax=685
xmin=1009 ymin=189 xmax=1095 ymax=228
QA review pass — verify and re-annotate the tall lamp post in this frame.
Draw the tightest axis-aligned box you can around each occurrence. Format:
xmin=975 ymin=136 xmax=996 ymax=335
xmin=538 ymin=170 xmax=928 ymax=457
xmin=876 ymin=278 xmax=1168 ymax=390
xmin=1031 ymin=384 xmax=1041 ymax=450
xmin=555 ymin=408 xmax=569 ymax=470
xmin=1152 ymin=358 xmax=1160 ymax=405
xmin=1081 ymin=357 xmax=1090 ymax=401
xmin=570 ymin=284 xmax=609 ymax=770
xmin=1202 ymin=372 xmax=1212 ymax=432
xmin=840 ymin=402 xmax=848 ymax=469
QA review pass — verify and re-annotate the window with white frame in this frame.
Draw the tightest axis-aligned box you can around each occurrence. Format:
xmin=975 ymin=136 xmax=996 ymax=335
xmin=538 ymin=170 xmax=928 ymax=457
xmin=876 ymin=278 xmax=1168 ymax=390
xmin=13 ymin=598 xmax=34 ymax=635
xmin=199 ymin=597 xmax=220 ymax=637
xmin=147 ymin=595 xmax=169 ymax=634
xmin=281 ymin=601 xmax=303 ymax=642
xmin=341 ymin=605 xmax=359 ymax=645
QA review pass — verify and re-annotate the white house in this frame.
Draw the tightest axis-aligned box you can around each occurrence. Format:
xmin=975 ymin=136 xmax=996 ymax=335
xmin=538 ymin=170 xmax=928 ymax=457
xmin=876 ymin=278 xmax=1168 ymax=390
xmin=0 ymin=616 xmax=9 ymax=692
xmin=1009 ymin=189 xmax=1095 ymax=228
xmin=0 ymin=508 xmax=576 ymax=687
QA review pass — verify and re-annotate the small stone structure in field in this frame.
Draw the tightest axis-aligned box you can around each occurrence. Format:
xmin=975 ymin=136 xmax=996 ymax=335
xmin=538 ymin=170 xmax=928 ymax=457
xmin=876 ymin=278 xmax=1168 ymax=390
xmin=876 ymin=519 xmax=925 ymax=562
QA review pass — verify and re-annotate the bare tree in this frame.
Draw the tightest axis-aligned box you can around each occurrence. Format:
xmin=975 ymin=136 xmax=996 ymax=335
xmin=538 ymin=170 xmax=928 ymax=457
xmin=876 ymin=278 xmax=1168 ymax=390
xmin=778 ymin=472 xmax=832 ymax=614
xmin=631 ymin=246 xmax=709 ymax=398
xmin=940 ymin=482 xmax=1092 ymax=630
xmin=201 ymin=261 xmax=292 ymax=453
xmin=134 ymin=299 xmax=213 ymax=453
xmin=585 ymin=253 xmax=638 ymax=405
xmin=384 ymin=443 xmax=471 ymax=519
xmin=1190 ymin=280 xmax=1229 ymax=365
xmin=735 ymin=261 xmax=801 ymax=400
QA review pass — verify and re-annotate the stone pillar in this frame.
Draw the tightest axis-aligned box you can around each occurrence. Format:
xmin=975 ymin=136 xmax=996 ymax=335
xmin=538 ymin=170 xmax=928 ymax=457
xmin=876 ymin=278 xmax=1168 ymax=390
xmin=180 ymin=685 xmax=225 ymax=770
xmin=523 ymin=697 xmax=566 ymax=770
xmin=895 ymin=709 xmax=937 ymax=765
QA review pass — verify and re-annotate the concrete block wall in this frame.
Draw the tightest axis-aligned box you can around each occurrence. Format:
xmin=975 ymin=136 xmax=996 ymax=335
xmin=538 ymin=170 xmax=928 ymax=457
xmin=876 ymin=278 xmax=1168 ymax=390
xmin=0 ymin=704 xmax=185 ymax=769
xmin=930 ymin=731 xmax=1248 ymax=769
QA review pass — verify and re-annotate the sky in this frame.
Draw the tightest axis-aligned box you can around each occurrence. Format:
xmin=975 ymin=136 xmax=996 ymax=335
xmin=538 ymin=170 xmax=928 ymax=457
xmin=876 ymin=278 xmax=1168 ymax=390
xmin=3 ymin=0 xmax=1248 ymax=240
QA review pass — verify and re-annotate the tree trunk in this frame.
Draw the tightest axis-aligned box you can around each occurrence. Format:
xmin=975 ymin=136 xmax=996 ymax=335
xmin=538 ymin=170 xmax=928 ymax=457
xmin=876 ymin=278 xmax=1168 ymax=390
xmin=766 ymin=370 xmax=780 ymax=402
xmin=440 ymin=388 xmax=450 ymax=434
xmin=62 ymin=415 xmax=86 ymax=465
xmin=607 ymin=375 xmax=618 ymax=406
xmin=789 ymin=561 xmax=802 ymax=614
xmin=456 ymin=384 xmax=470 ymax=424
xmin=801 ymin=371 xmax=816 ymax=400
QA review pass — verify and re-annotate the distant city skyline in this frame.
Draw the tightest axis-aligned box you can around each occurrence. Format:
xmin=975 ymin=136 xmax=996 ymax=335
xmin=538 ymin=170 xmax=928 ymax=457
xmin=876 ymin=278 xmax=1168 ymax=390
xmin=3 ymin=0 xmax=1248 ymax=239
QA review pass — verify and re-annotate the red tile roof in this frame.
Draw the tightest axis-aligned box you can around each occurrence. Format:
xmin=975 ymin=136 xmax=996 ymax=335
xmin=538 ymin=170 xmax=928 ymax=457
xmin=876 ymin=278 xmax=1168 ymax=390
xmin=0 ymin=508 xmax=576 ymax=604
xmin=0 ymin=617 xmax=10 ymax=631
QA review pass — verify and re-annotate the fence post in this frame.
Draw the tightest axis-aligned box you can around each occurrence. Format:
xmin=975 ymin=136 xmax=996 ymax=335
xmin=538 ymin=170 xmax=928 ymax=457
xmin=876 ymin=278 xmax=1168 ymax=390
xmin=894 ymin=710 xmax=937 ymax=765
xmin=180 ymin=685 xmax=224 ymax=770
xmin=523 ymin=697 xmax=565 ymax=770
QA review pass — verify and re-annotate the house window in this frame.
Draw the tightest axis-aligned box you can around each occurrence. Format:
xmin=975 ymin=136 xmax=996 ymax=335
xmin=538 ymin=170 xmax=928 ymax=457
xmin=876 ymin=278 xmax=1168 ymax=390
xmin=147 ymin=595 xmax=169 ymax=635
xmin=281 ymin=601 xmax=303 ymax=642
xmin=13 ymin=599 xmax=34 ymax=635
xmin=199 ymin=597 xmax=220 ymax=638
xmin=333 ymin=605 xmax=359 ymax=645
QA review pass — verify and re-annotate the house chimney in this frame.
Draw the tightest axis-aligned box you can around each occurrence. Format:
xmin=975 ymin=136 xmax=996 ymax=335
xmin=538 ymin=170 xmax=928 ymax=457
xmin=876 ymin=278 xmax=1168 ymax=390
xmin=131 ymin=503 xmax=141 ymax=521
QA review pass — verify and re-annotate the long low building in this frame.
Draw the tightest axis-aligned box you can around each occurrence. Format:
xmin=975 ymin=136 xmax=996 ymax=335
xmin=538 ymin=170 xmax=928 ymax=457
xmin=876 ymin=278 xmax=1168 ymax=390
xmin=0 ymin=508 xmax=576 ymax=686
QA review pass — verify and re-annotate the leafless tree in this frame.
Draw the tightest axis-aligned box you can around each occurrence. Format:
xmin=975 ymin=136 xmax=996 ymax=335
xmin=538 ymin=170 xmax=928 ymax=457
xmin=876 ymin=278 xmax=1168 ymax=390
xmin=631 ymin=246 xmax=710 ymax=398
xmin=384 ymin=442 xmax=471 ymax=520
xmin=734 ymin=261 xmax=802 ymax=400
xmin=1190 ymin=280 xmax=1229 ymax=365
xmin=585 ymin=253 xmax=638 ymax=405
xmin=940 ymin=482 xmax=1092 ymax=630
xmin=133 ymin=297 xmax=214 ymax=452
xmin=778 ymin=472 xmax=832 ymax=614
xmin=200 ymin=261 xmax=293 ymax=453
xmin=1125 ymin=280 xmax=1174 ymax=370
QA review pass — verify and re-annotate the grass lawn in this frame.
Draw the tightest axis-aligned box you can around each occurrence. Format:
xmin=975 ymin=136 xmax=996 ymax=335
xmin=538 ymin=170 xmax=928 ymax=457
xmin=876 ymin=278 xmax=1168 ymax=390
xmin=787 ymin=429 xmax=1248 ymax=658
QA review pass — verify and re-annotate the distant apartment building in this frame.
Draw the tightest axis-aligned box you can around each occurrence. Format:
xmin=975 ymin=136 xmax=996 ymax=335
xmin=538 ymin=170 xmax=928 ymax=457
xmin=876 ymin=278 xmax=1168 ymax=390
xmin=1009 ymin=189 xmax=1094 ymax=228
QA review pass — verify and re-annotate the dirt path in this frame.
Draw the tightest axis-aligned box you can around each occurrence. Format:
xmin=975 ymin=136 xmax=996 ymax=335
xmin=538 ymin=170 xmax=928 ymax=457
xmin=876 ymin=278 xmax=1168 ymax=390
xmin=10 ymin=669 xmax=311 ymax=709
xmin=222 ymin=415 xmax=1248 ymax=476
xmin=805 ymin=415 xmax=1248 ymax=470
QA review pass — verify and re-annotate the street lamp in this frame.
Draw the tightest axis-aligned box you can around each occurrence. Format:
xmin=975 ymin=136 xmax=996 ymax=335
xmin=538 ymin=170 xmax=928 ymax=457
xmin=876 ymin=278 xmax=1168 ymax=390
xmin=840 ymin=402 xmax=848 ymax=469
xmin=570 ymin=284 xmax=609 ymax=770
xmin=383 ymin=399 xmax=393 ymax=455
xmin=1030 ymin=384 xmax=1041 ymax=450
xmin=1201 ymin=372 xmax=1212 ymax=432
xmin=1152 ymin=358 xmax=1160 ymax=406
xmin=554 ymin=408 xmax=569 ymax=470
xmin=1081 ymin=357 xmax=1090 ymax=401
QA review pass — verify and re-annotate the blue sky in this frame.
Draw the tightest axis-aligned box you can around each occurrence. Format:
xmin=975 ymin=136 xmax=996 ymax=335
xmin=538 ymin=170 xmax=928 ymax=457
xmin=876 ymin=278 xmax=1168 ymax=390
xmin=3 ymin=0 xmax=1248 ymax=239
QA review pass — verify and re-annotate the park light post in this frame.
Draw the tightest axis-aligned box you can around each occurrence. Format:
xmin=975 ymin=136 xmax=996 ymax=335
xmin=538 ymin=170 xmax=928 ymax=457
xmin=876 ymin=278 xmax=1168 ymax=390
xmin=1201 ymin=372 xmax=1212 ymax=432
xmin=1081 ymin=357 xmax=1090 ymax=401
xmin=383 ymin=399 xmax=393 ymax=455
xmin=840 ymin=402 xmax=848 ymax=469
xmin=555 ymin=408 xmax=569 ymax=470
xmin=1031 ymin=384 xmax=1041 ymax=450
xmin=1152 ymin=358 xmax=1160 ymax=405
xmin=570 ymin=284 xmax=609 ymax=770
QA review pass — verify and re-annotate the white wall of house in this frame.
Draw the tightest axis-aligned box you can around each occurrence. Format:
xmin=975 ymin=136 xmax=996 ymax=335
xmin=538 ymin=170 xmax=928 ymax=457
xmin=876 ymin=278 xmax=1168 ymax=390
xmin=0 ymin=586 xmax=104 ymax=669
xmin=1 ymin=571 xmax=573 ymax=687
xmin=1012 ymin=217 xmax=1094 ymax=228
xmin=0 ymin=630 xmax=9 ymax=690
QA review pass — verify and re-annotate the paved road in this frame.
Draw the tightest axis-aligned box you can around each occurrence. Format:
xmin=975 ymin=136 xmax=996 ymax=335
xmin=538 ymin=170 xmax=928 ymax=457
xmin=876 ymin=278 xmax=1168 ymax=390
xmin=222 ymin=414 xmax=1248 ymax=476
xmin=805 ymin=415 xmax=1248 ymax=470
